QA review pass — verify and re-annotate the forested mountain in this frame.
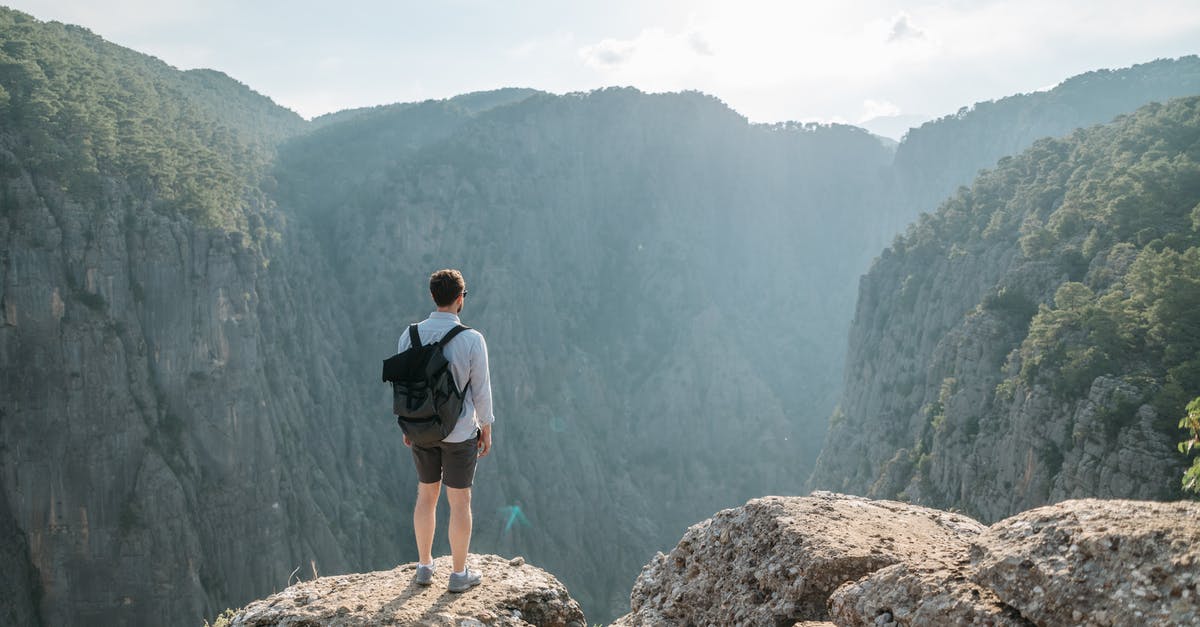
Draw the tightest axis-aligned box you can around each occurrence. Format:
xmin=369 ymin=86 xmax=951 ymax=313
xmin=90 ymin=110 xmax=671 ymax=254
xmin=0 ymin=9 xmax=303 ymax=229
xmin=810 ymin=96 xmax=1200 ymax=521
xmin=2 ymin=6 xmax=1200 ymax=625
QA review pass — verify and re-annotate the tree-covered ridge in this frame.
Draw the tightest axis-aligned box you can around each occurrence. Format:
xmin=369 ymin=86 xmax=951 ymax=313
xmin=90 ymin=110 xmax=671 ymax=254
xmin=308 ymin=87 xmax=541 ymax=130
xmin=893 ymin=56 xmax=1200 ymax=219
xmin=890 ymin=96 xmax=1200 ymax=492
xmin=176 ymin=68 xmax=305 ymax=144
xmin=0 ymin=8 xmax=303 ymax=229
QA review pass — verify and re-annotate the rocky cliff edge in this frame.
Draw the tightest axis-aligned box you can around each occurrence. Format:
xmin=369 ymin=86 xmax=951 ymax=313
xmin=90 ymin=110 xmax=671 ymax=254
xmin=616 ymin=491 xmax=1200 ymax=626
xmin=228 ymin=493 xmax=1199 ymax=627
xmin=230 ymin=554 xmax=585 ymax=627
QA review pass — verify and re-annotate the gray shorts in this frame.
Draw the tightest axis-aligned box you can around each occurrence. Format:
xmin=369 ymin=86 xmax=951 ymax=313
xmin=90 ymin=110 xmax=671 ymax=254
xmin=411 ymin=431 xmax=479 ymax=489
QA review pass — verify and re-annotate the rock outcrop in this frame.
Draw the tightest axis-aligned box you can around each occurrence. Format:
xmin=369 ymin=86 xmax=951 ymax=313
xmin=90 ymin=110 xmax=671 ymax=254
xmin=970 ymin=499 xmax=1200 ymax=626
xmin=618 ymin=492 xmax=1200 ymax=626
xmin=232 ymin=554 xmax=585 ymax=627
xmin=614 ymin=492 xmax=993 ymax=625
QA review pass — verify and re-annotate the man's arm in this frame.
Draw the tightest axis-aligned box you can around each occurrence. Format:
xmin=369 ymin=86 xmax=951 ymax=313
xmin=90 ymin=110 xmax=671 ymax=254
xmin=471 ymin=334 xmax=494 ymax=457
xmin=397 ymin=329 xmax=411 ymax=447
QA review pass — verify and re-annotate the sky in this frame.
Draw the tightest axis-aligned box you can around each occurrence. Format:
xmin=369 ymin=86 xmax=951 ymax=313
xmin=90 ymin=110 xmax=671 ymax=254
xmin=7 ymin=0 xmax=1200 ymax=138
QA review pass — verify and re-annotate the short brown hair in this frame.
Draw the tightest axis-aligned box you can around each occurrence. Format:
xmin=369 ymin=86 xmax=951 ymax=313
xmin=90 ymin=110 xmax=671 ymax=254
xmin=429 ymin=269 xmax=466 ymax=307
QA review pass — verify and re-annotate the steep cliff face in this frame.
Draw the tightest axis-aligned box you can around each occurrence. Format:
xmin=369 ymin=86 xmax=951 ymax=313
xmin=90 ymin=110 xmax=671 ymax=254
xmin=0 ymin=155 xmax=423 ymax=623
xmin=0 ymin=9 xmax=407 ymax=625
xmin=811 ymin=97 xmax=1200 ymax=521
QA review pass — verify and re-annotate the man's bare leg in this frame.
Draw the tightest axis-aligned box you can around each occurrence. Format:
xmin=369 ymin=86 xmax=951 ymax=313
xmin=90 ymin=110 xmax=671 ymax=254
xmin=446 ymin=486 xmax=473 ymax=572
xmin=414 ymin=481 xmax=441 ymax=565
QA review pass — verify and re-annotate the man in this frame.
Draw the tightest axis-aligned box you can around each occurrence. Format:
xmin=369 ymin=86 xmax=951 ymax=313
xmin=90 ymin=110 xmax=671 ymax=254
xmin=398 ymin=269 xmax=494 ymax=592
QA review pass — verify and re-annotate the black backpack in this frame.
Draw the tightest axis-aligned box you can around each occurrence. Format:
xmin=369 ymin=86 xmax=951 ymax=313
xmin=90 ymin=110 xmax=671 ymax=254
xmin=381 ymin=324 xmax=471 ymax=446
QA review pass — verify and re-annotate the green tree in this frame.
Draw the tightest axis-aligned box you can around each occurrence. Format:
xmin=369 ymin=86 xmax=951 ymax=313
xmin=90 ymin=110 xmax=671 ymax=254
xmin=1180 ymin=398 xmax=1200 ymax=494
xmin=0 ymin=7 xmax=303 ymax=230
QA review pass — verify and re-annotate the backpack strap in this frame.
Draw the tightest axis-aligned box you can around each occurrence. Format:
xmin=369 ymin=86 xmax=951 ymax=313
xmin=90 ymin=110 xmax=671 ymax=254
xmin=439 ymin=324 xmax=471 ymax=347
xmin=408 ymin=323 xmax=421 ymax=348
xmin=439 ymin=325 xmax=473 ymax=396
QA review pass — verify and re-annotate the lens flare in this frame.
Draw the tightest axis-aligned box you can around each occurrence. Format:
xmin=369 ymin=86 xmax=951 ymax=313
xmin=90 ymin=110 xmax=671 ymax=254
xmin=498 ymin=504 xmax=530 ymax=534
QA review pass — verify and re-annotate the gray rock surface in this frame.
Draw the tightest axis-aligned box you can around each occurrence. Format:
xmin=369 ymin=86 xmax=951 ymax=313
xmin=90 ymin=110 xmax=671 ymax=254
xmin=619 ymin=492 xmax=1200 ymax=627
xmin=972 ymin=499 xmax=1200 ymax=627
xmin=232 ymin=554 xmax=585 ymax=627
xmin=613 ymin=492 xmax=986 ymax=625
xmin=829 ymin=560 xmax=1027 ymax=626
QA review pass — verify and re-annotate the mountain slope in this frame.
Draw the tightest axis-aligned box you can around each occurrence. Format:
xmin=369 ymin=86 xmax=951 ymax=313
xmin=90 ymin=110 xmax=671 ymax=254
xmin=810 ymin=96 xmax=1200 ymax=521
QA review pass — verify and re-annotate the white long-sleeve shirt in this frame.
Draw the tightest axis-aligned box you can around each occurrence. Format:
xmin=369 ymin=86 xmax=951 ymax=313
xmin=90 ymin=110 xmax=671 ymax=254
xmin=397 ymin=311 xmax=494 ymax=443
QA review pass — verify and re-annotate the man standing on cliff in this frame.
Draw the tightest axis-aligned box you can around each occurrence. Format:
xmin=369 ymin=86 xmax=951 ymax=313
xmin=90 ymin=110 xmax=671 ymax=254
xmin=399 ymin=269 xmax=494 ymax=592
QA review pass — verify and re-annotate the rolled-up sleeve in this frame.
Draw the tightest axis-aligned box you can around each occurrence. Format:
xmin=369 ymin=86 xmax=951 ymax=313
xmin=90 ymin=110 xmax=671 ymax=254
xmin=470 ymin=334 xmax=494 ymax=425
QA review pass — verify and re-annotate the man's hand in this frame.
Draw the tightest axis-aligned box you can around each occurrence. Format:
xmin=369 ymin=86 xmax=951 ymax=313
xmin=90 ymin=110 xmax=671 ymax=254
xmin=478 ymin=425 xmax=493 ymax=458
xmin=403 ymin=433 xmax=411 ymax=447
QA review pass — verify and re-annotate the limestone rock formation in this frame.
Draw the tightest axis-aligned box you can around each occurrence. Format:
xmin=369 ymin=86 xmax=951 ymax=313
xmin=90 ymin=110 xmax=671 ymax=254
xmin=971 ymin=499 xmax=1200 ymax=627
xmin=613 ymin=492 xmax=988 ymax=625
xmin=619 ymin=492 xmax=1200 ymax=627
xmin=828 ymin=560 xmax=1025 ymax=626
xmin=232 ymin=554 xmax=585 ymax=627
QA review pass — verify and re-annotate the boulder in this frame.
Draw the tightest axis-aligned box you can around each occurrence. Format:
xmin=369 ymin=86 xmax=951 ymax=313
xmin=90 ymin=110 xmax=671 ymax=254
xmin=613 ymin=492 xmax=986 ymax=625
xmin=618 ymin=493 xmax=1200 ymax=626
xmin=231 ymin=554 xmax=585 ymax=627
xmin=829 ymin=561 xmax=1028 ymax=626
xmin=971 ymin=499 xmax=1200 ymax=627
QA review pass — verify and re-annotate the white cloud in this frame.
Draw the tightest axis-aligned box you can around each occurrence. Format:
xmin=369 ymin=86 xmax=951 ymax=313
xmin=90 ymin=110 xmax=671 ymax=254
xmin=11 ymin=0 xmax=1200 ymax=124
xmin=580 ymin=37 xmax=639 ymax=69
xmin=575 ymin=4 xmax=940 ymax=99
xmin=859 ymin=99 xmax=901 ymax=123
xmin=887 ymin=13 xmax=925 ymax=43
xmin=687 ymin=31 xmax=714 ymax=56
xmin=572 ymin=0 xmax=1200 ymax=124
xmin=578 ymin=24 xmax=717 ymax=85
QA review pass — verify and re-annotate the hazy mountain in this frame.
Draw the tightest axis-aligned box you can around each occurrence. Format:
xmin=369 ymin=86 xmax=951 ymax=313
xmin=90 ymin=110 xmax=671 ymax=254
xmin=858 ymin=112 xmax=932 ymax=142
